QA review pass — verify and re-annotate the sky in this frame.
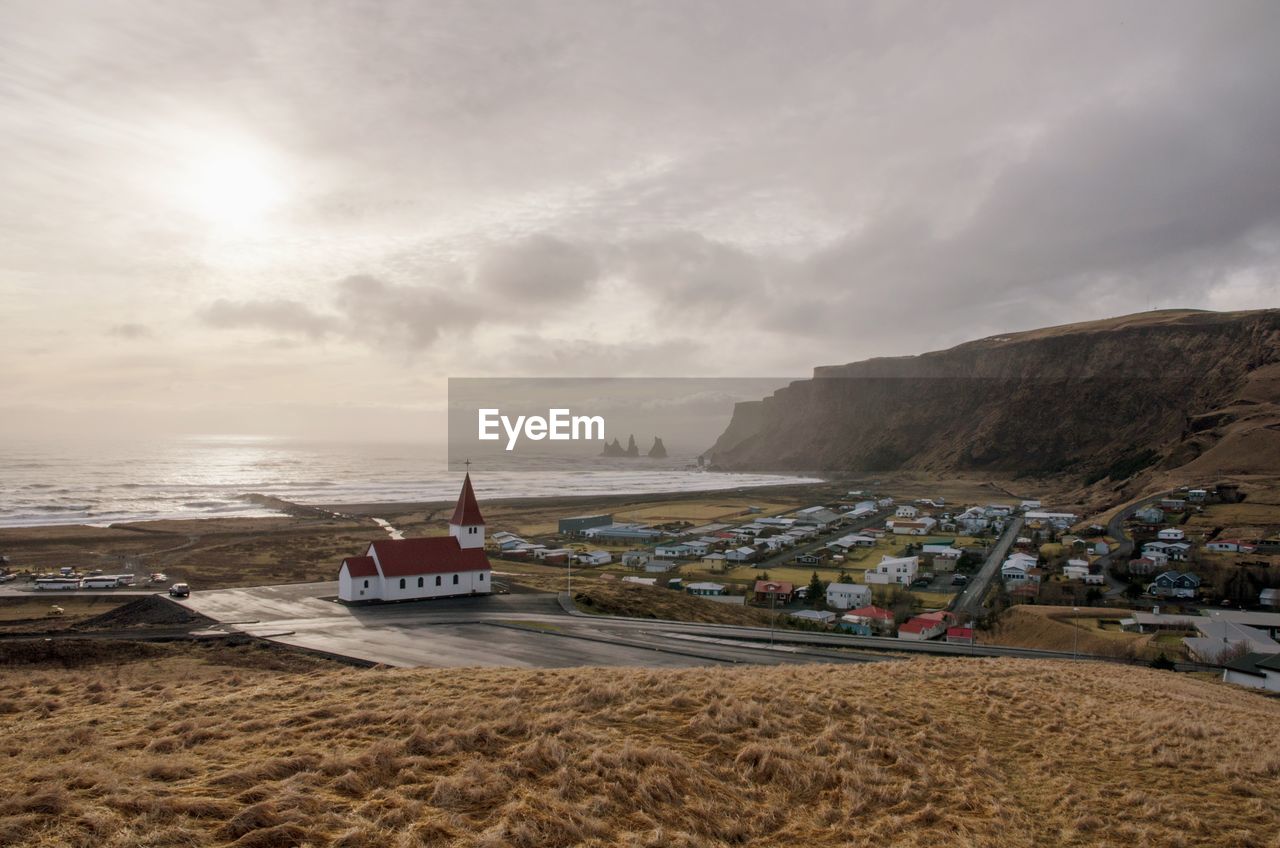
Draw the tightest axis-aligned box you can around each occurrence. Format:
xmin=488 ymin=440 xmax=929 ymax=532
xmin=2 ymin=0 xmax=1279 ymax=442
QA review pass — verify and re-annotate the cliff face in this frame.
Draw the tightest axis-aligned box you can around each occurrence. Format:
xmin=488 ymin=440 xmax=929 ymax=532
xmin=708 ymin=309 xmax=1280 ymax=481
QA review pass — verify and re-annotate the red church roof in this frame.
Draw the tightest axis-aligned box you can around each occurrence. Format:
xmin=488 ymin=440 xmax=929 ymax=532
xmin=341 ymin=555 xmax=378 ymax=578
xmin=450 ymin=473 xmax=485 ymax=526
xmin=369 ymin=537 xmax=489 ymax=577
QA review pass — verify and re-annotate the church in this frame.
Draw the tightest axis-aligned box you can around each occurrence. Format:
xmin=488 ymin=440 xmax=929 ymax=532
xmin=337 ymin=473 xmax=492 ymax=603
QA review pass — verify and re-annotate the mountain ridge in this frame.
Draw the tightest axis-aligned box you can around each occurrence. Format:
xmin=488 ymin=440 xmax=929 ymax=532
xmin=708 ymin=308 xmax=1280 ymax=486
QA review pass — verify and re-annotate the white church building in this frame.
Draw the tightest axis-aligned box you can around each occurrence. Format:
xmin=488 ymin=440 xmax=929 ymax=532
xmin=338 ymin=473 xmax=492 ymax=603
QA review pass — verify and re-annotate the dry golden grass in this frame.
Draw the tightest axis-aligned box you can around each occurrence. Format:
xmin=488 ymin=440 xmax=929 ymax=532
xmin=2 ymin=643 xmax=1277 ymax=848
xmin=570 ymin=580 xmax=788 ymax=627
xmin=980 ymin=605 xmax=1167 ymax=659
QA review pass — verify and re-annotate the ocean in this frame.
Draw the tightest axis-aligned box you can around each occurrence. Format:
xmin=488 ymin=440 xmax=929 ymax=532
xmin=0 ymin=436 xmax=819 ymax=528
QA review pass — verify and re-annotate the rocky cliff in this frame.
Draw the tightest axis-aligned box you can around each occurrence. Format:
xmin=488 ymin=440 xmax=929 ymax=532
xmin=708 ymin=309 xmax=1280 ymax=483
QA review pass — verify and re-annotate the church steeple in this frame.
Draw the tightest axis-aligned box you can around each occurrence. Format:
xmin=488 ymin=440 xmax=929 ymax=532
xmin=449 ymin=472 xmax=485 ymax=549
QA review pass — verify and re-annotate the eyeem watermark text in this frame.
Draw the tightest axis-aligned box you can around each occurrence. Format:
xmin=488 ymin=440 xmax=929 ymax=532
xmin=477 ymin=408 xmax=605 ymax=451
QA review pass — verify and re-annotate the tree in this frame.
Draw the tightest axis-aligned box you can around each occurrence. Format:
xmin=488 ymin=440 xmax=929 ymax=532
xmin=807 ymin=571 xmax=826 ymax=608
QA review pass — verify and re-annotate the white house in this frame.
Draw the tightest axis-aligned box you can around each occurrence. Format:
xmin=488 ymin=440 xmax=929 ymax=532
xmin=725 ymin=546 xmax=758 ymax=563
xmin=794 ymin=506 xmax=840 ymax=528
xmin=1157 ymin=528 xmax=1186 ymax=541
xmin=1206 ymin=539 xmax=1252 ymax=553
xmin=864 ymin=555 xmax=919 ymax=585
xmin=1222 ymin=653 xmax=1280 ymax=692
xmin=895 ymin=505 xmax=919 ymax=519
xmin=1020 ymin=500 xmax=1042 ymax=511
xmin=577 ymin=550 xmax=612 ymax=566
xmin=685 ymin=581 xmax=728 ymax=596
xmin=655 ymin=543 xmax=692 ymax=560
xmin=338 ymin=473 xmax=491 ymax=603
xmin=826 ymin=582 xmax=872 ymax=610
xmin=1063 ymin=562 xmax=1090 ymax=581
xmin=791 ymin=609 xmax=837 ymax=624
xmin=891 ymin=517 xmax=937 ymax=536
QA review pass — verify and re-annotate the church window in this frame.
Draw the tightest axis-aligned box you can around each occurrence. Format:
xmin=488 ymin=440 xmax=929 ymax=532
xmin=363 ymin=580 xmax=368 ymax=589
xmin=479 ymin=573 xmax=485 ymax=581
xmin=453 ymin=574 xmax=459 ymax=584
xmin=435 ymin=576 xmax=441 ymax=586
xmin=418 ymin=577 xmax=423 ymax=588
xmin=399 ymin=578 xmax=405 ymax=589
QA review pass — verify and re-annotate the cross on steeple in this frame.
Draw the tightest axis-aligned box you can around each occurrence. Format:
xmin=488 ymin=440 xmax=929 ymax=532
xmin=464 ymin=458 xmax=472 ymax=471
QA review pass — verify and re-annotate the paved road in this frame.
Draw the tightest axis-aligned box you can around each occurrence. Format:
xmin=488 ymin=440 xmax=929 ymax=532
xmin=167 ymin=578 xmax=1201 ymax=669
xmin=1097 ymin=492 xmax=1169 ymax=597
xmin=754 ymin=509 xmax=887 ymax=569
xmin=177 ymin=583 xmax=893 ymax=669
xmin=950 ymin=516 xmax=1023 ymax=619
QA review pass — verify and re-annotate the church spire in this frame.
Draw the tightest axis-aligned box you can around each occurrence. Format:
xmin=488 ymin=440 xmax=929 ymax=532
xmin=449 ymin=472 xmax=485 ymax=527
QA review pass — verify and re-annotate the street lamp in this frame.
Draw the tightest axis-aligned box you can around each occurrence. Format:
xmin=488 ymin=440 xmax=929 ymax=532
xmin=770 ymin=590 xmax=776 ymax=645
xmin=1072 ymin=606 xmax=1080 ymax=660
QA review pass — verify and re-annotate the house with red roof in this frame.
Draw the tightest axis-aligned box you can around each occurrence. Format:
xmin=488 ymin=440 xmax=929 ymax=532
xmin=838 ymin=605 xmax=895 ymax=636
xmin=337 ymin=473 xmax=492 ymax=603
xmin=897 ymin=615 xmax=948 ymax=641
xmin=753 ymin=580 xmax=794 ymax=605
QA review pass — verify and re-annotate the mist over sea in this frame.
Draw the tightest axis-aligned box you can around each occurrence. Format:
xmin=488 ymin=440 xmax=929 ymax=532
xmin=0 ymin=436 xmax=819 ymax=528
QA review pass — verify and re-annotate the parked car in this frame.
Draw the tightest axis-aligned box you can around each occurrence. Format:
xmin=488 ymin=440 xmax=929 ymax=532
xmin=951 ymin=575 xmax=969 ymax=586
xmin=168 ymin=583 xmax=190 ymax=598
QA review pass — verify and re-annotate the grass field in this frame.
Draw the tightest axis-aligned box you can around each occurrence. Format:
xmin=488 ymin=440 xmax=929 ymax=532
xmin=1 ymin=642 xmax=1276 ymax=847
xmin=980 ymin=606 xmax=1171 ymax=659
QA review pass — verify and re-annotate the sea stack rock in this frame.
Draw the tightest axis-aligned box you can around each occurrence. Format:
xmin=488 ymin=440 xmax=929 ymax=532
xmin=601 ymin=438 xmax=626 ymax=457
xmin=626 ymin=434 xmax=640 ymax=457
xmin=648 ymin=437 xmax=667 ymax=458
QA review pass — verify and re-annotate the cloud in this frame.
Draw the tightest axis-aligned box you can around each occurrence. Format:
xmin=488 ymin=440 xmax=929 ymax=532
xmin=334 ymin=274 xmax=481 ymax=350
xmin=474 ymin=235 xmax=600 ymax=303
xmin=197 ymin=298 xmax=340 ymax=339
xmin=106 ymin=322 xmax=153 ymax=339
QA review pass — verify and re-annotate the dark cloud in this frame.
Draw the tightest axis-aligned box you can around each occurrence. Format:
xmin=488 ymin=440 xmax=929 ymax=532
xmin=474 ymin=235 xmax=599 ymax=302
xmin=197 ymin=298 xmax=339 ymax=339
xmin=334 ymin=274 xmax=481 ymax=350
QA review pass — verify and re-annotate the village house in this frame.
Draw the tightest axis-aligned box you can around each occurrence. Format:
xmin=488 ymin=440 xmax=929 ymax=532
xmin=898 ymin=615 xmax=947 ymax=641
xmin=1157 ymin=527 xmax=1186 ymax=541
xmin=1206 ymin=539 xmax=1254 ymax=553
xmin=1222 ymin=653 xmax=1280 ymax=692
xmin=791 ymin=609 xmax=837 ymax=625
xmin=621 ymin=550 xmax=651 ymax=568
xmin=725 ymin=546 xmax=759 ymax=563
xmin=946 ymin=625 xmax=975 ymax=645
xmin=685 ymin=581 xmax=728 ymax=597
xmin=793 ymin=505 xmax=841 ymax=529
xmin=826 ymin=582 xmax=873 ymax=610
xmin=890 ymin=517 xmax=938 ymax=536
xmin=754 ymin=580 xmax=794 ymax=605
xmin=654 ymin=543 xmax=693 ymax=560
xmin=839 ymin=605 xmax=896 ymax=635
xmin=864 ymin=554 xmax=919 ymax=585
xmin=576 ymin=550 xmax=612 ymax=566
xmin=1134 ymin=506 xmax=1165 ymax=524
xmin=1147 ymin=570 xmax=1202 ymax=599
xmin=895 ymin=504 xmax=919 ymax=519
xmin=338 ymin=473 xmax=491 ymax=603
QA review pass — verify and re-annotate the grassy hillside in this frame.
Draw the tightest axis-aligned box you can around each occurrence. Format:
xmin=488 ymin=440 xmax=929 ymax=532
xmin=979 ymin=605 xmax=1171 ymax=660
xmin=571 ymin=579 xmax=789 ymax=627
xmin=2 ymin=643 xmax=1277 ymax=847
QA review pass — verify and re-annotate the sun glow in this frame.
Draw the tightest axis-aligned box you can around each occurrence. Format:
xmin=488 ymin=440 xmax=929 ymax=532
xmin=183 ymin=146 xmax=285 ymax=231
